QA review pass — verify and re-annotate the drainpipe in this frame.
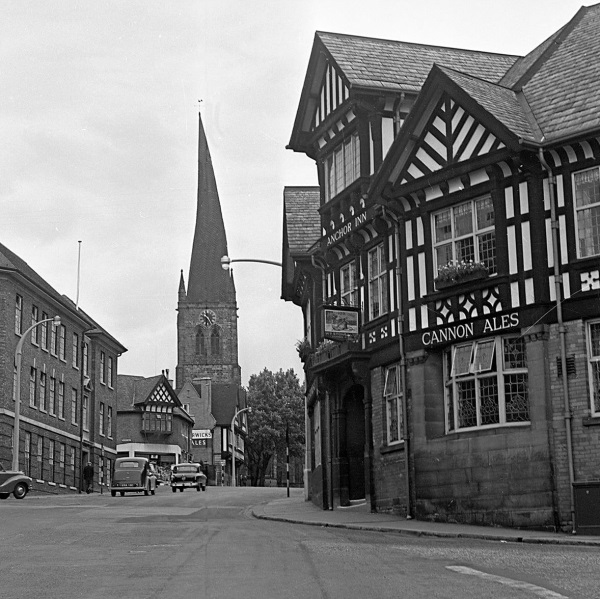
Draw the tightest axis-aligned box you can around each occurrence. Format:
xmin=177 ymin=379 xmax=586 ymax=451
xmin=538 ymin=149 xmax=576 ymax=532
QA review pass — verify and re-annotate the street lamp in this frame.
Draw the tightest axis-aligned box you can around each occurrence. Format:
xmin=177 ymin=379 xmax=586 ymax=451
xmin=221 ymin=255 xmax=282 ymax=270
xmin=13 ymin=316 xmax=61 ymax=471
xmin=230 ymin=406 xmax=252 ymax=487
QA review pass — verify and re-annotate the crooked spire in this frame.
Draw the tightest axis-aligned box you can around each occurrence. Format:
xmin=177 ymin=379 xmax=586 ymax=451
xmin=186 ymin=114 xmax=236 ymax=304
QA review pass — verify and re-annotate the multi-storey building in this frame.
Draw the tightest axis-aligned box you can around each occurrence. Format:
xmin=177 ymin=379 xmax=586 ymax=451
xmin=283 ymin=4 xmax=600 ymax=532
xmin=0 ymin=242 xmax=126 ymax=493
xmin=176 ymin=114 xmax=248 ymax=485
xmin=116 ymin=372 xmax=194 ymax=472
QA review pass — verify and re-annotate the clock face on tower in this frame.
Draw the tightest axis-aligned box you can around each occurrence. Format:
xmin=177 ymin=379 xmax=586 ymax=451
xmin=200 ymin=310 xmax=217 ymax=327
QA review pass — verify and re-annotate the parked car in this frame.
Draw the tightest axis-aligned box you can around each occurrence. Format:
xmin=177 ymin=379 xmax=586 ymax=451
xmin=171 ymin=463 xmax=206 ymax=492
xmin=110 ymin=457 xmax=157 ymax=497
xmin=0 ymin=462 xmax=32 ymax=500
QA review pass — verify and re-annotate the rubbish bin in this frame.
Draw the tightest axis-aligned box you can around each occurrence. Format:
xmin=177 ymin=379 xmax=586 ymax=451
xmin=573 ymin=481 xmax=600 ymax=535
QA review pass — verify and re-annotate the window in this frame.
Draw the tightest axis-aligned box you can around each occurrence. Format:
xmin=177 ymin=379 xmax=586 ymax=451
xmin=82 ymin=394 xmax=89 ymax=431
xmin=71 ymin=389 xmax=78 ymax=425
xmin=383 ymin=364 xmax=403 ymax=445
xmin=50 ymin=323 xmax=58 ymax=357
xmin=586 ymin=320 xmax=600 ymax=416
xmin=39 ymin=372 xmax=47 ymax=412
xmin=59 ymin=325 xmax=66 ymax=361
xmin=196 ymin=330 xmax=205 ymax=356
xmin=107 ymin=357 xmax=113 ymax=388
xmin=83 ymin=342 xmax=89 ymax=376
xmin=72 ymin=333 xmax=79 ymax=368
xmin=574 ymin=167 xmax=600 ymax=258
xmin=433 ymin=195 xmax=496 ymax=274
xmin=29 ymin=367 xmax=37 ymax=408
xmin=69 ymin=446 xmax=75 ymax=472
xmin=99 ymin=402 xmax=105 ymax=436
xmin=15 ymin=294 xmax=23 ymax=335
xmin=41 ymin=312 xmax=48 ymax=351
xmin=107 ymin=406 xmax=113 ymax=438
xmin=48 ymin=439 xmax=55 ymax=480
xmin=49 ymin=376 xmax=56 ymax=416
xmin=37 ymin=436 xmax=43 ymax=463
xmin=24 ymin=432 xmax=31 ymax=476
xmin=100 ymin=351 xmax=106 ymax=384
xmin=368 ymin=243 xmax=388 ymax=320
xmin=59 ymin=444 xmax=66 ymax=470
xmin=324 ymin=132 xmax=360 ymax=201
xmin=142 ymin=406 xmax=173 ymax=432
xmin=31 ymin=305 xmax=39 ymax=345
xmin=445 ymin=336 xmax=529 ymax=432
xmin=211 ymin=329 xmax=220 ymax=355
xmin=58 ymin=381 xmax=65 ymax=419
xmin=340 ymin=261 xmax=358 ymax=307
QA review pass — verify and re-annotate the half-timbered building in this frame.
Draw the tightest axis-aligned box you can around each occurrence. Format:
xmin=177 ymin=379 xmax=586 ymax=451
xmin=284 ymin=4 xmax=600 ymax=532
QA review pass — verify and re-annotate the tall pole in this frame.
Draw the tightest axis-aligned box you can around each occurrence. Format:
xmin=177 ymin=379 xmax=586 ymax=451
xmin=230 ymin=406 xmax=251 ymax=487
xmin=286 ymin=421 xmax=290 ymax=498
xmin=13 ymin=317 xmax=61 ymax=471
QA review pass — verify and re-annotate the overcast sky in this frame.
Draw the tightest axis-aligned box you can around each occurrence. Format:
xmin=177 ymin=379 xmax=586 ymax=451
xmin=0 ymin=0 xmax=587 ymax=385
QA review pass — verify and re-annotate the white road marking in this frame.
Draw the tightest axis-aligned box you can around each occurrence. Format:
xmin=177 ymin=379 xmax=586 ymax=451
xmin=446 ymin=565 xmax=569 ymax=599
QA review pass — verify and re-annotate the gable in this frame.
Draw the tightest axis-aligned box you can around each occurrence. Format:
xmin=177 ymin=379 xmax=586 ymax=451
xmin=312 ymin=59 xmax=350 ymax=131
xmin=390 ymin=93 xmax=507 ymax=188
xmin=143 ymin=381 xmax=180 ymax=407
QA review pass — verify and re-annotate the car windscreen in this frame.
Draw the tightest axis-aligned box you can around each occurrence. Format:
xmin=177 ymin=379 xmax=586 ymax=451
xmin=174 ymin=466 xmax=197 ymax=473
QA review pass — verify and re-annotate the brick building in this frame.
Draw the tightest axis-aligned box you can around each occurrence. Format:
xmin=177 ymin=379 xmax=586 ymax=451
xmin=176 ymin=114 xmax=248 ymax=485
xmin=0 ymin=242 xmax=126 ymax=493
xmin=283 ymin=4 xmax=600 ymax=532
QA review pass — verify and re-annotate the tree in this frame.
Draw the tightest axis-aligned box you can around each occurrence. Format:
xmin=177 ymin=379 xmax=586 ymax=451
xmin=245 ymin=368 xmax=305 ymax=487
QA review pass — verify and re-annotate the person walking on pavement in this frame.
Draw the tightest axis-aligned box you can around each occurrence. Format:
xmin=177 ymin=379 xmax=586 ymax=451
xmin=83 ymin=461 xmax=94 ymax=494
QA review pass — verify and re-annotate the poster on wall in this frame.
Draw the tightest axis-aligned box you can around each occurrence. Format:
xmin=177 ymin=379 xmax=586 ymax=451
xmin=323 ymin=306 xmax=360 ymax=340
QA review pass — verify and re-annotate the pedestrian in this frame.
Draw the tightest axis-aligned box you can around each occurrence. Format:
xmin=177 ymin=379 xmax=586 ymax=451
xmin=83 ymin=461 xmax=94 ymax=494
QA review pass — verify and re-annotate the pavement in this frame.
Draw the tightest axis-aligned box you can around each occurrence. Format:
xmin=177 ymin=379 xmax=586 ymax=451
xmin=252 ymin=494 xmax=600 ymax=547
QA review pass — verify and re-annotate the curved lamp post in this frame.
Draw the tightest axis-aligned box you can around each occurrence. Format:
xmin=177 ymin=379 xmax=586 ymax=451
xmin=13 ymin=316 xmax=61 ymax=471
xmin=230 ymin=406 xmax=252 ymax=487
xmin=221 ymin=255 xmax=282 ymax=270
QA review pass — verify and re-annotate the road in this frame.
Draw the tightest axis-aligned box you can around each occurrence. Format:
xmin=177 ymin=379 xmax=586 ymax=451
xmin=1 ymin=485 xmax=598 ymax=599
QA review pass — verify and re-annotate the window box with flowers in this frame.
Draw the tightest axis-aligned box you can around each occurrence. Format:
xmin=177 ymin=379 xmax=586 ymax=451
xmin=296 ymin=337 xmax=313 ymax=363
xmin=434 ymin=260 xmax=489 ymax=290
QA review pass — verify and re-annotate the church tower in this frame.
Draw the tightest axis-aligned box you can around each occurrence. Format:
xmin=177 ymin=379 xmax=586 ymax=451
xmin=176 ymin=114 xmax=241 ymax=389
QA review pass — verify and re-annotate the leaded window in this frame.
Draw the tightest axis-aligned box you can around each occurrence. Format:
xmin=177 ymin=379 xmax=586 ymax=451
xmin=383 ymin=364 xmax=403 ymax=445
xmin=340 ymin=261 xmax=358 ymax=307
xmin=324 ymin=132 xmax=360 ymax=201
xmin=587 ymin=320 xmax=600 ymax=415
xmin=433 ymin=195 xmax=496 ymax=274
xmin=368 ymin=243 xmax=388 ymax=320
xmin=445 ymin=336 xmax=529 ymax=432
xmin=574 ymin=167 xmax=600 ymax=258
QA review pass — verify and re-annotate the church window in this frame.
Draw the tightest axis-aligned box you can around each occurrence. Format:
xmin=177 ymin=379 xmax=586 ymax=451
xmin=196 ymin=329 xmax=206 ymax=356
xmin=211 ymin=328 xmax=220 ymax=355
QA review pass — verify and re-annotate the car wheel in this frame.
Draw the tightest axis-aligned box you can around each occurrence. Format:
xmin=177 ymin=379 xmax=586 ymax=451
xmin=179 ymin=487 xmax=184 ymax=492
xmin=172 ymin=487 xmax=176 ymax=493
xmin=196 ymin=484 xmax=201 ymax=492
xmin=120 ymin=491 xmax=125 ymax=497
xmin=202 ymin=485 xmax=206 ymax=492
xmin=13 ymin=482 xmax=28 ymax=499
xmin=151 ymin=488 xmax=155 ymax=495
xmin=144 ymin=487 xmax=149 ymax=496
xmin=0 ymin=493 xmax=9 ymax=500
xmin=111 ymin=490 xmax=116 ymax=497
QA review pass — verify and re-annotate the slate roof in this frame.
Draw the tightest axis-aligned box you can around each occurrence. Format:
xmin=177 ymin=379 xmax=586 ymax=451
xmin=316 ymin=31 xmax=519 ymax=92
xmin=209 ymin=384 xmax=246 ymax=426
xmin=283 ymin=187 xmax=321 ymax=256
xmin=517 ymin=4 xmax=600 ymax=142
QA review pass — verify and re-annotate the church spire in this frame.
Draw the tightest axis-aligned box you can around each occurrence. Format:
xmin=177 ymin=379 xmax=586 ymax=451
xmin=178 ymin=269 xmax=186 ymax=301
xmin=186 ymin=113 xmax=236 ymax=304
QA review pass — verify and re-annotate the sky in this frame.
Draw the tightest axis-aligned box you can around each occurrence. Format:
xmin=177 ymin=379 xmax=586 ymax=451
xmin=0 ymin=0 xmax=589 ymax=386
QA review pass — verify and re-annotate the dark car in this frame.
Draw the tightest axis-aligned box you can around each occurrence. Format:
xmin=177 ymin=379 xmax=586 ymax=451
xmin=0 ymin=462 xmax=32 ymax=500
xmin=110 ymin=457 xmax=157 ymax=497
xmin=171 ymin=463 xmax=207 ymax=492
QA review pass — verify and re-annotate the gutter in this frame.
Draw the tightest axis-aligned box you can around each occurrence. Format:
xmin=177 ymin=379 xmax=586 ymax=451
xmin=538 ymin=148 xmax=577 ymax=533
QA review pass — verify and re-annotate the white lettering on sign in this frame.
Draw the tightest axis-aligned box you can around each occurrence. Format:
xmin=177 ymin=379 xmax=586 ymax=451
xmin=192 ymin=430 xmax=212 ymax=440
xmin=326 ymin=213 xmax=368 ymax=247
xmin=422 ymin=313 xmax=519 ymax=347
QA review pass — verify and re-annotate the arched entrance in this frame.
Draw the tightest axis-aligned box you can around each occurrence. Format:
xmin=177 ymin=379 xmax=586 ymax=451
xmin=344 ymin=384 xmax=365 ymax=501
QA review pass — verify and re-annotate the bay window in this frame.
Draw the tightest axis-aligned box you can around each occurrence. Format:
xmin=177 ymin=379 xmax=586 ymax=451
xmin=383 ymin=364 xmax=403 ymax=445
xmin=368 ymin=243 xmax=388 ymax=320
xmin=340 ymin=261 xmax=358 ymax=307
xmin=586 ymin=320 xmax=600 ymax=416
xmin=324 ymin=132 xmax=360 ymax=201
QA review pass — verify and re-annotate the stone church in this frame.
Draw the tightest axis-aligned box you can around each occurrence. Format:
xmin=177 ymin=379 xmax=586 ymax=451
xmin=176 ymin=114 xmax=248 ymax=485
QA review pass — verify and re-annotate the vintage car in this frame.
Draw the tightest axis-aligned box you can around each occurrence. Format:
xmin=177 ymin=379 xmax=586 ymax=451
xmin=171 ymin=462 xmax=207 ymax=492
xmin=110 ymin=457 xmax=157 ymax=497
xmin=0 ymin=462 xmax=32 ymax=500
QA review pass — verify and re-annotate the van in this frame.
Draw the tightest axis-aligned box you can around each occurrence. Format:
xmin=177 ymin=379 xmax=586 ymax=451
xmin=110 ymin=457 xmax=157 ymax=497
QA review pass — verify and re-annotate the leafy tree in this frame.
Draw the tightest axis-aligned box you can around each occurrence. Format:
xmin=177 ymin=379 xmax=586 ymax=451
xmin=245 ymin=368 xmax=305 ymax=487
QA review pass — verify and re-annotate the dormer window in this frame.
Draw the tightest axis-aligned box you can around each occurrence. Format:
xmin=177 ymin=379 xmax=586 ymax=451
xmin=324 ymin=132 xmax=360 ymax=201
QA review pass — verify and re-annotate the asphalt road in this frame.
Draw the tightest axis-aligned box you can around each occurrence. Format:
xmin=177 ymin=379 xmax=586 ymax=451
xmin=1 ymin=485 xmax=598 ymax=599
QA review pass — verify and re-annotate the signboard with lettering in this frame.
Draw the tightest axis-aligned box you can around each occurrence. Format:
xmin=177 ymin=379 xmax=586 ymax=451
xmin=323 ymin=306 xmax=360 ymax=340
xmin=192 ymin=429 xmax=212 ymax=440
